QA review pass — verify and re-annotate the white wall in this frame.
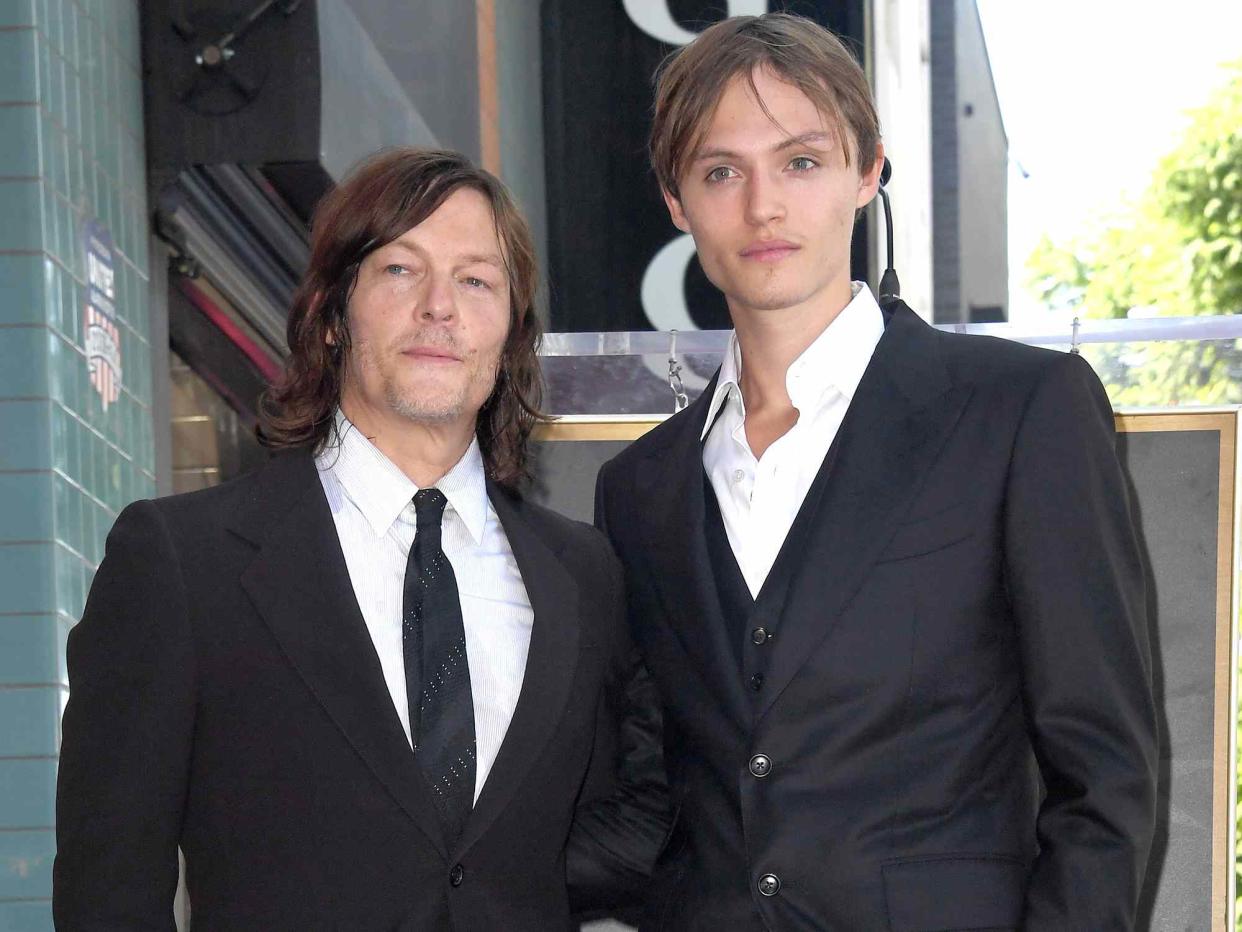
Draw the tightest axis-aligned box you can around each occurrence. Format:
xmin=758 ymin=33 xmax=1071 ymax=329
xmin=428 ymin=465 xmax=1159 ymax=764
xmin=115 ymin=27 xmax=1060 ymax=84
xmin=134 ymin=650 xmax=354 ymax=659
xmin=871 ymin=0 xmax=934 ymax=319
xmin=954 ymin=0 xmax=1008 ymax=318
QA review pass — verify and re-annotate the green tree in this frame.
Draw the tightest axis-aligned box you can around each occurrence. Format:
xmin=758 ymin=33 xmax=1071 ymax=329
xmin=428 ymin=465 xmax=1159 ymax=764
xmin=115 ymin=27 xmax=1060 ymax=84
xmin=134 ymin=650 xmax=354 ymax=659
xmin=1025 ymin=59 xmax=1242 ymax=406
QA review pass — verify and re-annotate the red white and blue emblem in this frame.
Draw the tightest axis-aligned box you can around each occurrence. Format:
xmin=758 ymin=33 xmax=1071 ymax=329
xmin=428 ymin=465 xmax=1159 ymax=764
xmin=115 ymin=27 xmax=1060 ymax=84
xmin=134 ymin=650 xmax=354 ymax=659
xmin=82 ymin=220 xmax=121 ymax=412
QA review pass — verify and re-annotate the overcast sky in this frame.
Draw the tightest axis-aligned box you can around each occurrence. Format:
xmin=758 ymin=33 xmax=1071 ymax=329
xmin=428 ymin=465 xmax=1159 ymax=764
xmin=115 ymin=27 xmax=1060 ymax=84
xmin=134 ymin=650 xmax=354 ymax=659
xmin=974 ymin=1 xmax=1242 ymax=323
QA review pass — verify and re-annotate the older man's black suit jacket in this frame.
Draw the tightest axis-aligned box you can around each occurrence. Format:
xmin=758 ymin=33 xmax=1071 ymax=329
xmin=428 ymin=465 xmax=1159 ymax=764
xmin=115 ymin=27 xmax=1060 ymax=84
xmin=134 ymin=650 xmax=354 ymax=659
xmin=54 ymin=449 xmax=628 ymax=931
xmin=582 ymin=301 xmax=1158 ymax=931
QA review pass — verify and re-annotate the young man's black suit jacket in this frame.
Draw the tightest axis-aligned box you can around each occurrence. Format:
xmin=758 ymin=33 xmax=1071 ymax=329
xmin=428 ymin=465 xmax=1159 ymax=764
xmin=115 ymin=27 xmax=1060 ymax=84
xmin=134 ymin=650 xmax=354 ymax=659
xmin=586 ymin=301 xmax=1158 ymax=931
xmin=54 ymin=448 xmax=628 ymax=931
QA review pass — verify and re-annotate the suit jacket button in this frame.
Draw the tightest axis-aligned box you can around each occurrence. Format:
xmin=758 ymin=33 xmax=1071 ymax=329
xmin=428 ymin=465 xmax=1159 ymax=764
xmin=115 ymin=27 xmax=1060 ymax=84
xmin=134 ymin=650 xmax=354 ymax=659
xmin=757 ymin=873 xmax=781 ymax=896
xmin=751 ymin=626 xmax=769 ymax=645
xmin=449 ymin=864 xmax=465 ymax=887
xmin=748 ymin=753 xmax=772 ymax=777
xmin=749 ymin=672 xmax=764 ymax=691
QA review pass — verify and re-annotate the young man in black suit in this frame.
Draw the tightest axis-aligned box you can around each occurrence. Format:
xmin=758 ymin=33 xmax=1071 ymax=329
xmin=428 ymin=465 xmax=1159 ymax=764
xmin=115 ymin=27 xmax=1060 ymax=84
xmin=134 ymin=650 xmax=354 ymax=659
xmin=55 ymin=149 xmax=628 ymax=930
xmin=582 ymin=13 xmax=1157 ymax=930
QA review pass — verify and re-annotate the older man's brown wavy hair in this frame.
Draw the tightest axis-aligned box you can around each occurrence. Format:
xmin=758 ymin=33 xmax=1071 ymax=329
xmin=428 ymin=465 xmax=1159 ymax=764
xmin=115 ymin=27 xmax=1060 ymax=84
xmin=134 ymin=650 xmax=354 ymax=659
xmin=258 ymin=148 xmax=544 ymax=488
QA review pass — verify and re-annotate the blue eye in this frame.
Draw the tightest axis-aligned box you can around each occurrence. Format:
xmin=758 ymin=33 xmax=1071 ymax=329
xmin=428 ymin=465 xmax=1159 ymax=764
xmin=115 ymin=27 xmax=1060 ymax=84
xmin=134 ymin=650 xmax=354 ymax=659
xmin=788 ymin=156 xmax=818 ymax=172
xmin=706 ymin=166 xmax=737 ymax=183
xmin=384 ymin=264 xmax=407 ymax=276
xmin=463 ymin=276 xmax=491 ymax=290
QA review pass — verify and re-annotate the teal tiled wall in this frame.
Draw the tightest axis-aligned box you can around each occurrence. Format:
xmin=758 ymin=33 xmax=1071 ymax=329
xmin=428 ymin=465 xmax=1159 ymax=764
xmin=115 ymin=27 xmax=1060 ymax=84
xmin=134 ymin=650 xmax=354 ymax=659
xmin=0 ymin=0 xmax=152 ymax=923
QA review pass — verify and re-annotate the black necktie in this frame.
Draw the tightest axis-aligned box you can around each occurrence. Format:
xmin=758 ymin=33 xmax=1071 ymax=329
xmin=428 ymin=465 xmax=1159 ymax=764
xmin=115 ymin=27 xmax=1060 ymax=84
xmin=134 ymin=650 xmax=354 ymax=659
xmin=403 ymin=488 xmax=476 ymax=843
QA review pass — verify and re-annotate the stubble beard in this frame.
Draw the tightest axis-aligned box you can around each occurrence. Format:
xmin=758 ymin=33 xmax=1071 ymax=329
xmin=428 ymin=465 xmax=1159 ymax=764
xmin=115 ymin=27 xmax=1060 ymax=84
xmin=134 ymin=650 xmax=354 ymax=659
xmin=730 ymin=254 xmax=844 ymax=314
xmin=383 ymin=376 xmax=467 ymax=425
xmin=351 ymin=335 xmax=500 ymax=427
xmin=733 ymin=269 xmax=813 ymax=314
xmin=739 ymin=286 xmax=809 ymax=313
xmin=382 ymin=356 xmax=500 ymax=426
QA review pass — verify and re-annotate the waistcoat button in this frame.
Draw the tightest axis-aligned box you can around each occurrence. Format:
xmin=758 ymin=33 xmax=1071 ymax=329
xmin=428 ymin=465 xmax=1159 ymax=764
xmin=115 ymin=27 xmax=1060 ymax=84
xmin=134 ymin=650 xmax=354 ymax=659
xmin=758 ymin=873 xmax=781 ymax=896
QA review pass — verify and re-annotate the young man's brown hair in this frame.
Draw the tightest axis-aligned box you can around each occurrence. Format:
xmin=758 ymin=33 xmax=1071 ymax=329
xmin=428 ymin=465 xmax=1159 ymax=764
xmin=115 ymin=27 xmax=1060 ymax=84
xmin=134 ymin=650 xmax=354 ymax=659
xmin=650 ymin=12 xmax=880 ymax=197
xmin=258 ymin=147 xmax=544 ymax=488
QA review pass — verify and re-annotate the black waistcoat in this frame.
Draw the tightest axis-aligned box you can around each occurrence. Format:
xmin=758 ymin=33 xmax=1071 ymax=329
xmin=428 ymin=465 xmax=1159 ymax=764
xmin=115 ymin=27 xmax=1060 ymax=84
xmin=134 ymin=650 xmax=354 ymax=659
xmin=701 ymin=424 xmax=845 ymax=702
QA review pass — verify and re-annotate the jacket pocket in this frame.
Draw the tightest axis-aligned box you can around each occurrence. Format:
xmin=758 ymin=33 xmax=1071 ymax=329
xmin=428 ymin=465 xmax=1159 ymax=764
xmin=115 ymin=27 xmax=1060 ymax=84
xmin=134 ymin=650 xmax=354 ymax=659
xmin=882 ymin=853 xmax=1026 ymax=931
xmin=877 ymin=502 xmax=976 ymax=563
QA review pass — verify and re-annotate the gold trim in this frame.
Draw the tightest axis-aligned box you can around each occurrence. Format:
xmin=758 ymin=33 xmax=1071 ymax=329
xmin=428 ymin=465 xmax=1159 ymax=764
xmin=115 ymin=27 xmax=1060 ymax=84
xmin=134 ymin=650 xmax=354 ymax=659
xmin=533 ymin=419 xmax=662 ymax=442
xmin=1118 ymin=410 xmax=1238 ymax=929
xmin=475 ymin=0 xmax=500 ymax=174
xmin=1115 ymin=411 xmax=1237 ymax=435
xmin=1213 ymin=415 xmax=1236 ymax=931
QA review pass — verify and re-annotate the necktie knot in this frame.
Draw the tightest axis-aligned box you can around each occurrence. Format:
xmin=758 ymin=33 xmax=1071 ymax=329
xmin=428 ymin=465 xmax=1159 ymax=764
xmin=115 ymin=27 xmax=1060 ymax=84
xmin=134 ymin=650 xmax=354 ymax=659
xmin=413 ymin=488 xmax=448 ymax=529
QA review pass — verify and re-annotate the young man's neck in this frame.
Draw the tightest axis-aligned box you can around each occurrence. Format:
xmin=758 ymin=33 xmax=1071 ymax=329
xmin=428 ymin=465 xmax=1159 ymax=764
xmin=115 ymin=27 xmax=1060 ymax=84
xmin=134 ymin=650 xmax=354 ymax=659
xmin=729 ymin=277 xmax=854 ymax=412
xmin=339 ymin=400 xmax=476 ymax=488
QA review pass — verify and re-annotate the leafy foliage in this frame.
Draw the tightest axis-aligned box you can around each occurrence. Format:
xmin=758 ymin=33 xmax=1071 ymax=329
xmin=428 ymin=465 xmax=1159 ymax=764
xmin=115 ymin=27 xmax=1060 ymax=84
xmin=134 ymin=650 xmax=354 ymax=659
xmin=1025 ymin=60 xmax=1242 ymax=406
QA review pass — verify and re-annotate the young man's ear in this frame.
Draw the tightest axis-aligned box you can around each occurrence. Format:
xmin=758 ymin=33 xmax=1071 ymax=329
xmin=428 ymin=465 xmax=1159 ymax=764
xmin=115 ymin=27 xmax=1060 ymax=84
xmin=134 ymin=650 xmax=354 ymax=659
xmin=662 ymin=187 xmax=692 ymax=234
xmin=855 ymin=141 xmax=886 ymax=209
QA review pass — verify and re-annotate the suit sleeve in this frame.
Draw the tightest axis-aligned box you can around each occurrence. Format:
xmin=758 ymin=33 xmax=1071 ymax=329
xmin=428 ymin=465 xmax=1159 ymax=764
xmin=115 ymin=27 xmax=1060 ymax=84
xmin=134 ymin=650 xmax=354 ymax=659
xmin=1003 ymin=353 xmax=1158 ymax=930
xmin=566 ymin=461 xmax=672 ymax=917
xmin=54 ymin=499 xmax=196 ymax=931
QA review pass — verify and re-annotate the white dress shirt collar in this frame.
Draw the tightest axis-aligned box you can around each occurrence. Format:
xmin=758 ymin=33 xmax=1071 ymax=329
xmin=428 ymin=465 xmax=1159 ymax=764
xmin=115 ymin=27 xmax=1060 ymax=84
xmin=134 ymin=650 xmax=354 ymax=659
xmin=318 ymin=410 xmax=488 ymax=545
xmin=701 ymin=282 xmax=885 ymax=440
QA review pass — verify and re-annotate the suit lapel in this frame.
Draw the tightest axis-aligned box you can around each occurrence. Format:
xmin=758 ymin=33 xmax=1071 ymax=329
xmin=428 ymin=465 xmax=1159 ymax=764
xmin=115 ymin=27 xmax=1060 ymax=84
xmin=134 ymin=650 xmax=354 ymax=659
xmin=232 ymin=452 xmax=449 ymax=858
xmin=757 ymin=303 xmax=973 ymax=720
xmin=454 ymin=484 xmax=581 ymax=856
xmin=634 ymin=377 xmax=751 ymax=725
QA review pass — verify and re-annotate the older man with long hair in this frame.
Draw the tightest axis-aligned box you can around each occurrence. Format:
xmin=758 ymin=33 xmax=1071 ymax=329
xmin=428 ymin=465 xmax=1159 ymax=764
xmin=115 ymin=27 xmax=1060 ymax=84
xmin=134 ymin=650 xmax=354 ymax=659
xmin=55 ymin=148 xmax=632 ymax=931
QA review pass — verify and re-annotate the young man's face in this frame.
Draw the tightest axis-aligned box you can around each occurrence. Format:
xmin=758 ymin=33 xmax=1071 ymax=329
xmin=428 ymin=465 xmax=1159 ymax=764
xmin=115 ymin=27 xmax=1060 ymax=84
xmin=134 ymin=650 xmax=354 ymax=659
xmin=339 ymin=186 xmax=511 ymax=434
xmin=664 ymin=66 xmax=883 ymax=321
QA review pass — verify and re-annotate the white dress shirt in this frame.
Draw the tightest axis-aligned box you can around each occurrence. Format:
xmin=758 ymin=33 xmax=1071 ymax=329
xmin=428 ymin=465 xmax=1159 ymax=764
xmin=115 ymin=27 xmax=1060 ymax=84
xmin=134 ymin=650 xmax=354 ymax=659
xmin=702 ymin=282 xmax=885 ymax=597
xmin=316 ymin=413 xmax=533 ymax=803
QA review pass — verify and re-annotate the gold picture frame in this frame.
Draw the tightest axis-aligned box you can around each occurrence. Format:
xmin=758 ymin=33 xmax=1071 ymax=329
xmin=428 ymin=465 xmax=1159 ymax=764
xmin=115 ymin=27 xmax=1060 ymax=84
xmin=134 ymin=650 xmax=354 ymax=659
xmin=1116 ymin=410 xmax=1240 ymax=930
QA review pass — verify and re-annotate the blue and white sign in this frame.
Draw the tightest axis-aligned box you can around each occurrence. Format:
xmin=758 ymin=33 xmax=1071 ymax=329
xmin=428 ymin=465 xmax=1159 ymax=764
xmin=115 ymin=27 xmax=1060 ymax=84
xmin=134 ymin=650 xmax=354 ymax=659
xmin=82 ymin=219 xmax=121 ymax=412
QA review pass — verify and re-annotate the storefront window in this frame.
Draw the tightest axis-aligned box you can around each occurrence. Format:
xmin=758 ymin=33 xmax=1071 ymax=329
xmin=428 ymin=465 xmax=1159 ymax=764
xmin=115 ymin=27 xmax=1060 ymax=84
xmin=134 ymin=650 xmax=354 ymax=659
xmin=169 ymin=350 xmax=266 ymax=493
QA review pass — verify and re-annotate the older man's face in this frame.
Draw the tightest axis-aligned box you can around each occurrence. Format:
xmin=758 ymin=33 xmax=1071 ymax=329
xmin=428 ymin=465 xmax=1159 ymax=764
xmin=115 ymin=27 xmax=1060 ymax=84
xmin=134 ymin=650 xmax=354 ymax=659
xmin=340 ymin=187 xmax=511 ymax=434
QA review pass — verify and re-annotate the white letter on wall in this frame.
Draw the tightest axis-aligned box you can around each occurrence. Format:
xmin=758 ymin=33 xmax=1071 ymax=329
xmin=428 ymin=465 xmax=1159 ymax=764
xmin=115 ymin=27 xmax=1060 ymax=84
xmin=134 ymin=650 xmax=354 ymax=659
xmin=621 ymin=0 xmax=768 ymax=46
xmin=640 ymin=233 xmax=699 ymax=333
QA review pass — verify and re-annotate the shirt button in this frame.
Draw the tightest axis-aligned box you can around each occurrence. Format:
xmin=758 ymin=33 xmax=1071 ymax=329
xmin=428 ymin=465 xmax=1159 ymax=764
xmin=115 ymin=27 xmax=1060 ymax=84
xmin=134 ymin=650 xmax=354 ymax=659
xmin=749 ymin=673 xmax=764 ymax=691
xmin=757 ymin=873 xmax=781 ymax=896
xmin=732 ymin=468 xmax=745 ymax=483
xmin=748 ymin=753 xmax=772 ymax=777
xmin=751 ymin=626 xmax=769 ymax=645
xmin=449 ymin=864 xmax=464 ymax=887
